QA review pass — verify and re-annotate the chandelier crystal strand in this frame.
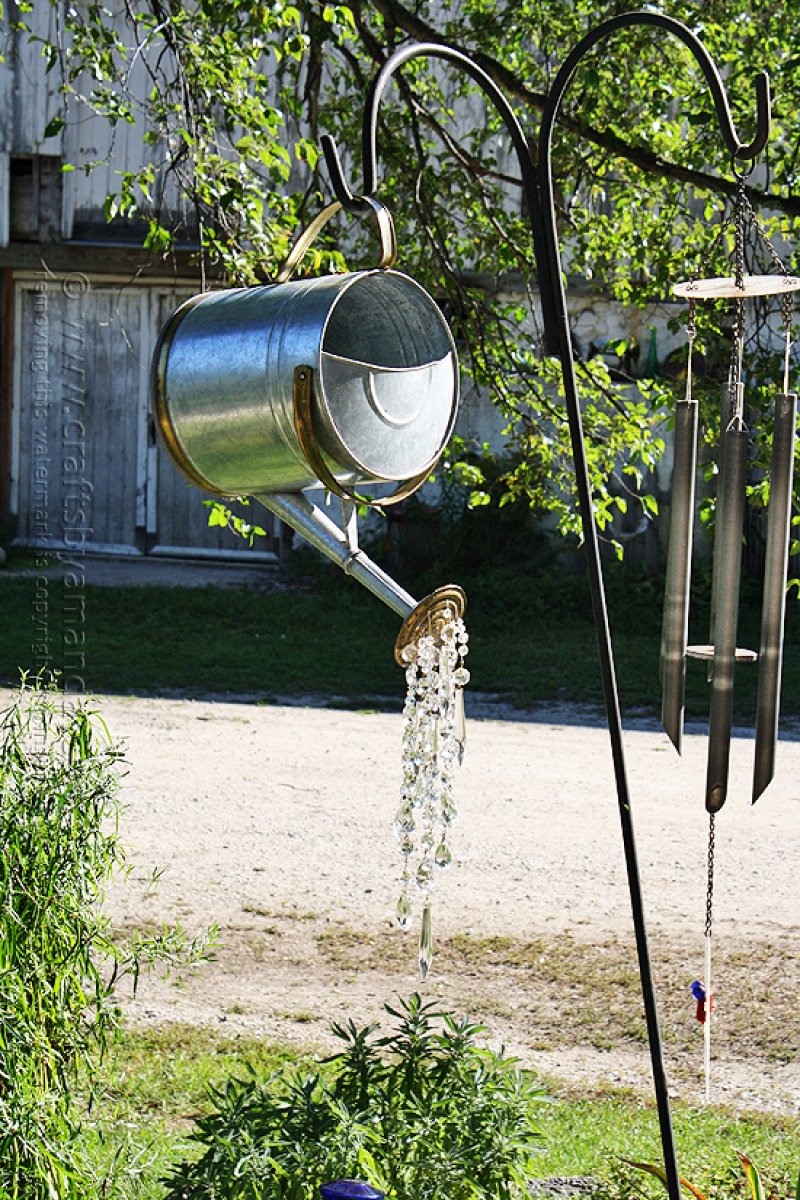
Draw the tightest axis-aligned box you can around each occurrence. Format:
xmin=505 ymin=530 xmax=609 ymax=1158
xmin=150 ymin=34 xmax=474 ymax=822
xmin=396 ymin=605 xmax=469 ymax=978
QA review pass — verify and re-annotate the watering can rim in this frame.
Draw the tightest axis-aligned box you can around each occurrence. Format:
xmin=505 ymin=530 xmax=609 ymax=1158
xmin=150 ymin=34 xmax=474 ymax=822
xmin=312 ymin=269 xmax=459 ymax=483
xmin=321 ymin=348 xmax=453 ymax=373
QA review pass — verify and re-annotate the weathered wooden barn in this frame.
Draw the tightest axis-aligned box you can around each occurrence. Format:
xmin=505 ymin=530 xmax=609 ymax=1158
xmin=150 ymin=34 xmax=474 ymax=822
xmin=0 ymin=5 xmax=279 ymax=561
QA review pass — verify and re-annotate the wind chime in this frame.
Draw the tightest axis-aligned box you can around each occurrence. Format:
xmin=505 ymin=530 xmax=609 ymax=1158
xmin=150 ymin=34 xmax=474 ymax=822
xmin=661 ymin=170 xmax=799 ymax=1101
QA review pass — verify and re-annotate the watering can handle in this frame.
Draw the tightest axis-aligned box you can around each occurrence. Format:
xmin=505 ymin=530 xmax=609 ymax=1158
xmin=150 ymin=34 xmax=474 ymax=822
xmin=292 ymin=366 xmax=434 ymax=510
xmin=276 ymin=198 xmax=397 ymax=284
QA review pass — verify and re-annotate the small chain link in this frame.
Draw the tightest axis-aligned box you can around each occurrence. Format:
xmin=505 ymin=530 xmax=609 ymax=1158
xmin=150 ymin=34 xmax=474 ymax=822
xmin=781 ymin=292 xmax=794 ymax=337
xmin=704 ymin=811 xmax=716 ymax=939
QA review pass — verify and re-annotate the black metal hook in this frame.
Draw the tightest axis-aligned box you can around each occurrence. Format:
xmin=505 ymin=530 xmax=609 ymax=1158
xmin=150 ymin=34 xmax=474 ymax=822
xmin=538 ymin=11 xmax=769 ymax=167
xmin=322 ymin=12 xmax=769 ymax=209
xmin=320 ymin=41 xmax=541 ymax=230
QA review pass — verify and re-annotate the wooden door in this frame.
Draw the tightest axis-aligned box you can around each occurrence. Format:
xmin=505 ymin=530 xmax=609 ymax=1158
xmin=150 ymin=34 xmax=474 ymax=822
xmin=12 ymin=277 xmax=148 ymax=554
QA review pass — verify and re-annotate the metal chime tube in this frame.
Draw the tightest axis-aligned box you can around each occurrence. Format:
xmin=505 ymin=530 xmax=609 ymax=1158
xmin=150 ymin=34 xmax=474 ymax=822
xmin=706 ymin=427 xmax=749 ymax=812
xmin=660 ymin=400 xmax=699 ymax=752
xmin=753 ymin=391 xmax=797 ymax=802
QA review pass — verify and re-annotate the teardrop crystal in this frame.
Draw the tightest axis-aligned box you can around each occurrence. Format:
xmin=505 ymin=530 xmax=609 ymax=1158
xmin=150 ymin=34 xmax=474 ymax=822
xmin=418 ymin=904 xmax=433 ymax=979
xmin=435 ymin=840 xmax=452 ymax=870
xmin=396 ymin=893 xmax=413 ymax=929
xmin=416 ymin=857 xmax=434 ymax=890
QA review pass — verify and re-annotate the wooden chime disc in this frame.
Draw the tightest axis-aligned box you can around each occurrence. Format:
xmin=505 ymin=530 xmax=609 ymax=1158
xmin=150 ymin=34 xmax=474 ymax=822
xmin=673 ymin=274 xmax=800 ymax=299
xmin=686 ymin=643 xmax=758 ymax=663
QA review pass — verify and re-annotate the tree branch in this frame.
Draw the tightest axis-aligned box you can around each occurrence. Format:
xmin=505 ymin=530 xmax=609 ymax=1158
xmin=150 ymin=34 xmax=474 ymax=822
xmin=356 ymin=0 xmax=800 ymax=218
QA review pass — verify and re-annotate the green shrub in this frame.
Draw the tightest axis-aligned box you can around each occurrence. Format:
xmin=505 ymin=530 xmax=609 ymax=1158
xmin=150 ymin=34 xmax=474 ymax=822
xmin=164 ymin=994 xmax=548 ymax=1200
xmin=0 ymin=677 xmax=213 ymax=1198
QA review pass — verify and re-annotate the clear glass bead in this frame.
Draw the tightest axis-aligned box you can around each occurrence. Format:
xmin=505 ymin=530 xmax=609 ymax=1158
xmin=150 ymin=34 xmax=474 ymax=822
xmin=415 ymin=858 xmax=434 ymax=890
xmin=435 ymin=840 xmax=452 ymax=870
xmin=396 ymin=893 xmax=413 ymax=929
xmin=394 ymin=807 xmax=415 ymax=836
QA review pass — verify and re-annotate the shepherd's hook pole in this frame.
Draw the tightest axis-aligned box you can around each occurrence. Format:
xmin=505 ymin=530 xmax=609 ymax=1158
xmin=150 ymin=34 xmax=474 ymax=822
xmin=321 ymin=16 xmax=770 ymax=1200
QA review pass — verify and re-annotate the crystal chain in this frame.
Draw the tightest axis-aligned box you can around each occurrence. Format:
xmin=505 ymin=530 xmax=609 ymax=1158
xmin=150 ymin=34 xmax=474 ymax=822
xmin=395 ymin=610 xmax=469 ymax=977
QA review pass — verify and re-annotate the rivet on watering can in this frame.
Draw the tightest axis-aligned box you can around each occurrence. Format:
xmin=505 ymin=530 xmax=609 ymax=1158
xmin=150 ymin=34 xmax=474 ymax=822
xmin=320 ymin=1180 xmax=385 ymax=1200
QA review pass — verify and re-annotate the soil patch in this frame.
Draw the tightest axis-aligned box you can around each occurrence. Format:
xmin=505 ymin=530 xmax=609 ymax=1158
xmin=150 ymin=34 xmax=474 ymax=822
xmin=48 ymin=690 xmax=799 ymax=1116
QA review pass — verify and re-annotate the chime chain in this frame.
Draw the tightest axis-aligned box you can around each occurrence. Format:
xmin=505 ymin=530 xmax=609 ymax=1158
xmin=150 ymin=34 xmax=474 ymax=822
xmin=781 ymin=292 xmax=794 ymax=344
xmin=727 ymin=178 xmax=748 ymax=426
xmin=704 ymin=811 xmax=716 ymax=940
xmin=733 ymin=175 xmax=747 ymax=292
xmin=737 ymin=186 xmax=794 ymax=281
xmin=684 ymin=299 xmax=697 ymax=405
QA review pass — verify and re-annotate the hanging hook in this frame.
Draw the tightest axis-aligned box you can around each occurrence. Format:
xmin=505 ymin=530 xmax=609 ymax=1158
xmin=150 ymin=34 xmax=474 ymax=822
xmin=539 ymin=12 xmax=770 ymax=169
xmin=321 ymin=43 xmax=538 ymax=211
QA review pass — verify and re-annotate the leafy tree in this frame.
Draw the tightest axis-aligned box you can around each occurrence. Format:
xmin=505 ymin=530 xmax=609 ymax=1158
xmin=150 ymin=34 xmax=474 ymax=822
xmin=23 ymin=1 xmax=800 ymax=546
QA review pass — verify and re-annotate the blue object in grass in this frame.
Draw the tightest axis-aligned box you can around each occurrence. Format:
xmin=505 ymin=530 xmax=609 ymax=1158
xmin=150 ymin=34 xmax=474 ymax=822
xmin=321 ymin=1183 xmax=384 ymax=1200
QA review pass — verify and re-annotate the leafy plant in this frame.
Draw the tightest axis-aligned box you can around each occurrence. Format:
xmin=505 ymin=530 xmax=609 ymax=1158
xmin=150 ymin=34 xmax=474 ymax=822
xmin=0 ymin=676 xmax=215 ymax=1198
xmin=164 ymin=993 xmax=548 ymax=1200
xmin=621 ymin=1149 xmax=800 ymax=1200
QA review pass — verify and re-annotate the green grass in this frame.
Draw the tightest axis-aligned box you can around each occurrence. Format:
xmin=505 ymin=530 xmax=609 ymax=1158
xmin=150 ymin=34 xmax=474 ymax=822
xmin=314 ymin=925 xmax=800 ymax=1066
xmin=82 ymin=1025 xmax=315 ymax=1197
xmin=2 ymin=554 xmax=798 ymax=719
xmin=538 ymin=1092 xmax=799 ymax=1195
xmin=83 ymin=1023 xmax=799 ymax=1199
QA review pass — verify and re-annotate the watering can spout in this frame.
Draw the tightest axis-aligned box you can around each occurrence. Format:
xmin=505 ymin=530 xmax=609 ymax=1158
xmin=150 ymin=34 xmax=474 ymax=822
xmin=254 ymin=492 xmax=417 ymax=620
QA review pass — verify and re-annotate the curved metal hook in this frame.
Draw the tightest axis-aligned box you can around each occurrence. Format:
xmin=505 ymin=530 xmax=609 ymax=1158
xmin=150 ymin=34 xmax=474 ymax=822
xmin=538 ymin=10 xmax=770 ymax=167
xmin=323 ymin=12 xmax=770 ymax=214
xmin=321 ymin=42 xmax=540 ymax=219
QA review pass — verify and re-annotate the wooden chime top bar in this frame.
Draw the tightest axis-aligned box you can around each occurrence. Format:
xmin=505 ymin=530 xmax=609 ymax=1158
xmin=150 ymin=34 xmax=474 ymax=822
xmin=673 ymin=274 xmax=800 ymax=299
xmin=686 ymin=644 xmax=758 ymax=663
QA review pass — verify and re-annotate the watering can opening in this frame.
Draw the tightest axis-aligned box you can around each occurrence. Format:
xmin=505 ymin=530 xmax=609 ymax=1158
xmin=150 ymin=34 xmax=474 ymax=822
xmin=316 ymin=271 xmax=457 ymax=480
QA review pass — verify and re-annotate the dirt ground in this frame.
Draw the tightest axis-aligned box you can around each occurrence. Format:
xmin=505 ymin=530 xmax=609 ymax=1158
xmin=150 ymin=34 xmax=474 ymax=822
xmin=58 ymin=689 xmax=800 ymax=1117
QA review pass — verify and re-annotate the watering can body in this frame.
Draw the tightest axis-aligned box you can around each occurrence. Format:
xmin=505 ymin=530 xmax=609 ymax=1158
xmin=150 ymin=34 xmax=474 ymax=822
xmin=152 ymin=269 xmax=459 ymax=498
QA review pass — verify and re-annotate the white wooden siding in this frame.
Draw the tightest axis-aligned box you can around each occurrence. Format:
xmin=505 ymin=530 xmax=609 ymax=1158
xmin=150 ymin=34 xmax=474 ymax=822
xmin=12 ymin=279 xmax=146 ymax=553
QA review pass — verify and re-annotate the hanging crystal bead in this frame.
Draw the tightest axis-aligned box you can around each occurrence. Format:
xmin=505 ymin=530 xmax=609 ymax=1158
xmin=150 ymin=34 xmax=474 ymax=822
xmin=434 ymin=839 xmax=452 ymax=870
xmin=396 ymin=892 xmax=413 ymax=930
xmin=418 ymin=904 xmax=433 ymax=979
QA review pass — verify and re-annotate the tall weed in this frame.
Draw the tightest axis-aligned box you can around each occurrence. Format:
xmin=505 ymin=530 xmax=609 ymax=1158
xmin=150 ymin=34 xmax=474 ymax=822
xmin=0 ymin=678 xmax=213 ymax=1198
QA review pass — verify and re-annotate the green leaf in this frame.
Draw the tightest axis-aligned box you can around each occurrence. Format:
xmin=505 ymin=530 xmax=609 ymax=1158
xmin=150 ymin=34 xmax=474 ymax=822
xmin=206 ymin=503 xmax=229 ymax=529
xmin=43 ymin=114 xmax=64 ymax=138
xmin=737 ymin=1151 xmax=766 ymax=1200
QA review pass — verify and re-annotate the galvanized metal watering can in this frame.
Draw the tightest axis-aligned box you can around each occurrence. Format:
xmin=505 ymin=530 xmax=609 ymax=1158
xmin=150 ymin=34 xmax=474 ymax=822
xmin=153 ymin=199 xmax=459 ymax=508
xmin=152 ymin=199 xmax=462 ymax=621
